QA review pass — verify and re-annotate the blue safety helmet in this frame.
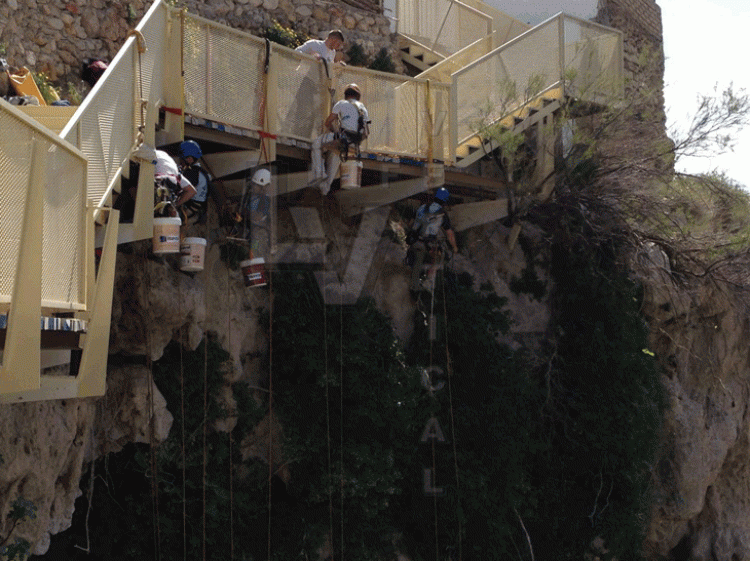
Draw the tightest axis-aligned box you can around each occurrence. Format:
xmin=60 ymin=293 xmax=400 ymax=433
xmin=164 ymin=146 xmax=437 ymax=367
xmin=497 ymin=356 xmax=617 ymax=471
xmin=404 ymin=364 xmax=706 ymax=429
xmin=180 ymin=140 xmax=202 ymax=160
xmin=435 ymin=187 xmax=450 ymax=203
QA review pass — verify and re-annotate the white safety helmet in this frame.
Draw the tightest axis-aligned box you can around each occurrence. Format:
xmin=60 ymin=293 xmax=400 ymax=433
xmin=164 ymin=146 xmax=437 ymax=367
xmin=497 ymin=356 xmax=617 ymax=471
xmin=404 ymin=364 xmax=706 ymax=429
xmin=252 ymin=168 xmax=271 ymax=186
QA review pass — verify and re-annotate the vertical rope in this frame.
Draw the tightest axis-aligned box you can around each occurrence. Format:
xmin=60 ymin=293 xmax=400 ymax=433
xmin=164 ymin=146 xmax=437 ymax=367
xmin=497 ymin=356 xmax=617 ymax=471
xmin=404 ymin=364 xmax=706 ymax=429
xmin=226 ymin=256 xmax=235 ymax=561
xmin=428 ymin=280 xmax=439 ymax=561
xmin=143 ymin=246 xmax=162 ymax=561
xmin=339 ymin=288 xmax=344 ymax=561
xmin=179 ymin=273 xmax=187 ymax=561
xmin=202 ymin=295 xmax=209 ymax=561
xmin=323 ymin=250 xmax=335 ymax=557
xmin=441 ymin=269 xmax=463 ymax=561
xmin=267 ymin=268 xmax=274 ymax=561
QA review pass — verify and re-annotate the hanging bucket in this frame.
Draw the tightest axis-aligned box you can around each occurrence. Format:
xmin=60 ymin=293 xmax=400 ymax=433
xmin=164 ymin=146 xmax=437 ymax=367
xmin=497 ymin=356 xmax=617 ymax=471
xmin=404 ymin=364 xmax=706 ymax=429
xmin=180 ymin=237 xmax=207 ymax=272
xmin=240 ymin=258 xmax=267 ymax=288
xmin=340 ymin=159 xmax=362 ymax=189
xmin=152 ymin=216 xmax=181 ymax=254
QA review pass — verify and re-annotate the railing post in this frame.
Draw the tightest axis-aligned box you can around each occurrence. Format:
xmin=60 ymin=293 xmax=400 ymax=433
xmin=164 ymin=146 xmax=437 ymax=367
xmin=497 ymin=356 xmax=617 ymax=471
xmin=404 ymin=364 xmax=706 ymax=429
xmin=449 ymin=77 xmax=458 ymax=165
xmin=558 ymin=15 xmax=566 ymax=93
xmin=0 ymin=137 xmax=45 ymax=393
xmin=265 ymin=43 xmax=278 ymax=161
xmin=205 ymin=23 xmax=212 ymax=116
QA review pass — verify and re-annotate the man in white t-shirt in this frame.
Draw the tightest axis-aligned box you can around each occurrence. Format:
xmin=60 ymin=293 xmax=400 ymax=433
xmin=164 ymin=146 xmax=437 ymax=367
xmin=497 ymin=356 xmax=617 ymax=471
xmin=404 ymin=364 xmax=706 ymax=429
xmin=295 ymin=30 xmax=345 ymax=65
xmin=311 ymin=83 xmax=369 ymax=195
xmin=154 ymin=150 xmax=196 ymax=217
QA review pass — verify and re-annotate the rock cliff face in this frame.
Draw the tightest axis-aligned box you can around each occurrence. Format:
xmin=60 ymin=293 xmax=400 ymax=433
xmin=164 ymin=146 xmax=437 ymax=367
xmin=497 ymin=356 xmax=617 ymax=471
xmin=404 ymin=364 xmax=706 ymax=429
xmin=0 ymin=0 xmax=394 ymax=94
xmin=638 ymin=249 xmax=750 ymax=560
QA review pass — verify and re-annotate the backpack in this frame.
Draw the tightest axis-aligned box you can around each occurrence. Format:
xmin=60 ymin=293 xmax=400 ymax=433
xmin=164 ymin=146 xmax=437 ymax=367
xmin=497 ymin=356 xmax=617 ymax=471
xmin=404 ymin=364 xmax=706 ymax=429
xmin=411 ymin=203 xmax=446 ymax=241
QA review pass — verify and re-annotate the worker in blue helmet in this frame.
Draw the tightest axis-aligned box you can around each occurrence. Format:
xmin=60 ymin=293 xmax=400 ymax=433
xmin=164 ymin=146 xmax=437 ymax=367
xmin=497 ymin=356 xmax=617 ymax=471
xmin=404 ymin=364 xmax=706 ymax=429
xmin=406 ymin=187 xmax=459 ymax=293
xmin=179 ymin=140 xmax=212 ymax=224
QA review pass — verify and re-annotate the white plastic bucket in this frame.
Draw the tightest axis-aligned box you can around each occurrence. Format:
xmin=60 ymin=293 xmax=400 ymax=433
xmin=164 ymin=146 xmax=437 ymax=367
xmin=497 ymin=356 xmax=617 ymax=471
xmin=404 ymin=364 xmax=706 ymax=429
xmin=340 ymin=159 xmax=362 ymax=189
xmin=180 ymin=237 xmax=207 ymax=272
xmin=152 ymin=217 xmax=182 ymax=254
xmin=240 ymin=257 xmax=267 ymax=288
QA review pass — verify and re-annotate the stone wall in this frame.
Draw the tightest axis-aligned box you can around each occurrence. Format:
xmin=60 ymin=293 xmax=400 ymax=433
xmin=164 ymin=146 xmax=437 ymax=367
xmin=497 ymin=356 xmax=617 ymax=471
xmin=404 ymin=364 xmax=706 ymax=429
xmin=0 ymin=0 xmax=395 ymax=96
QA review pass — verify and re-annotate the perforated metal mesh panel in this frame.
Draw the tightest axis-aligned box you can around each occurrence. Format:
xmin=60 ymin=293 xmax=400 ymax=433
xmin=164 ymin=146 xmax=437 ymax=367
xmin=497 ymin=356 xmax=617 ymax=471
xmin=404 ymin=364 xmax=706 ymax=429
xmin=184 ymin=14 xmax=265 ymax=131
xmin=0 ymin=110 xmax=29 ymax=301
xmin=454 ymin=18 xmax=560 ymax=146
xmin=397 ymin=0 xmax=491 ymax=56
xmin=273 ymin=45 xmax=326 ymax=141
xmin=0 ymin=103 xmax=87 ymax=310
xmin=61 ymin=1 xmax=171 ymax=208
xmin=334 ymin=68 xmax=435 ymax=159
xmin=563 ymin=17 xmax=623 ymax=102
xmin=42 ymin=144 xmax=86 ymax=307
xmin=137 ymin=2 xmax=168 ymax=120
xmin=183 ymin=16 xmax=209 ymax=117
xmin=452 ymin=14 xmax=623 ymax=153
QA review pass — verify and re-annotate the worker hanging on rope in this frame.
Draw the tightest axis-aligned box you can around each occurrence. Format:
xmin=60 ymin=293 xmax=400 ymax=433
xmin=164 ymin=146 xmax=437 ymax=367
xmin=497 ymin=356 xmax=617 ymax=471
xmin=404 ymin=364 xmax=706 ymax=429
xmin=178 ymin=140 xmax=212 ymax=225
xmin=406 ymin=187 xmax=459 ymax=294
xmin=311 ymin=83 xmax=370 ymax=196
xmin=153 ymin=149 xmax=197 ymax=219
xmin=241 ymin=168 xmax=272 ymax=259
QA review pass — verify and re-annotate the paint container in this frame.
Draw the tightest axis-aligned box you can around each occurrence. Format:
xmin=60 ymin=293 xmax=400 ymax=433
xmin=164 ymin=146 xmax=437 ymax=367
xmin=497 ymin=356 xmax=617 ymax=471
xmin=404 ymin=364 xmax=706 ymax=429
xmin=152 ymin=216 xmax=182 ymax=254
xmin=240 ymin=257 xmax=267 ymax=288
xmin=340 ymin=159 xmax=362 ymax=189
xmin=180 ymin=237 xmax=207 ymax=272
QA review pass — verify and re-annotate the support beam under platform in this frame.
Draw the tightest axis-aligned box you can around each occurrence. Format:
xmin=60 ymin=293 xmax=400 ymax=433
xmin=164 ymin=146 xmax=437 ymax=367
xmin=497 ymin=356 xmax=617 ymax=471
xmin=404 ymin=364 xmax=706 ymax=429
xmin=202 ymin=150 xmax=261 ymax=179
xmin=336 ymin=177 xmax=429 ymax=216
xmin=450 ymin=199 xmax=509 ymax=232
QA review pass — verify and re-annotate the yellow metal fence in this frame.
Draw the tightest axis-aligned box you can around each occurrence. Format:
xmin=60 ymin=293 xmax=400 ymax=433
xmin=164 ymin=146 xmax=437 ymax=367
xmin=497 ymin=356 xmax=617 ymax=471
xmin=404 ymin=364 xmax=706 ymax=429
xmin=0 ymin=99 xmax=87 ymax=311
xmin=396 ymin=0 xmax=493 ymax=57
xmin=60 ymin=0 xmax=178 ymax=211
xmin=450 ymin=13 xmax=624 ymax=156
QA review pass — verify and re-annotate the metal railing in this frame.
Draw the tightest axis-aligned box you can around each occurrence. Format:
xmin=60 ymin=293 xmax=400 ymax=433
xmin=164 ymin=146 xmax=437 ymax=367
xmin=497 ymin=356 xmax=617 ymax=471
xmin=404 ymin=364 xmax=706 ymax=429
xmin=50 ymin=3 xmax=622 ymax=206
xmin=0 ymin=99 xmax=88 ymax=312
xmin=396 ymin=0 xmax=493 ymax=56
xmin=459 ymin=0 xmax=529 ymax=46
xmin=60 ymin=0 xmax=179 ymax=213
xmin=450 ymin=13 xmax=624 ymax=157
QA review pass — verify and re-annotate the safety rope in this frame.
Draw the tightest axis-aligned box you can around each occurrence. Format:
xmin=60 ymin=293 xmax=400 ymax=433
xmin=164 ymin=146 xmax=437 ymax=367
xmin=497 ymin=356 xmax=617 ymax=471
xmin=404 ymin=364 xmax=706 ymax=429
xmin=339 ymin=282 xmax=345 ymax=561
xmin=143 ymin=244 xmax=163 ymax=561
xmin=226 ymin=239 xmax=235 ymax=561
xmin=179 ymin=270 xmax=187 ymax=561
xmin=202 ymin=295 xmax=209 ymax=561
xmin=322 ymin=230 xmax=336 ymax=558
xmin=427 ymin=276 xmax=439 ymax=561
xmin=441 ymin=264 xmax=463 ymax=561
xmin=258 ymin=39 xmax=276 ymax=167
xmin=267 ymin=267 xmax=274 ymax=561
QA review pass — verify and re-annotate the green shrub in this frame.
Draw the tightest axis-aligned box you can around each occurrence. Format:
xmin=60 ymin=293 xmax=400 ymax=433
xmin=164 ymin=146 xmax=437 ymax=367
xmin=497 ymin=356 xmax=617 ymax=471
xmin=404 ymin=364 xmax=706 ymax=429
xmin=264 ymin=20 xmax=307 ymax=49
xmin=369 ymin=47 xmax=396 ymax=73
xmin=345 ymin=42 xmax=369 ymax=67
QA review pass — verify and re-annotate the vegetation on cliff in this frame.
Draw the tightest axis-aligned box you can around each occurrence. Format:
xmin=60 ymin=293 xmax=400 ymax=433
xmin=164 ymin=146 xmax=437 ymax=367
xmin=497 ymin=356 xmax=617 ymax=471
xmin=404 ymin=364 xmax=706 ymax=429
xmin=40 ymin=252 xmax=666 ymax=561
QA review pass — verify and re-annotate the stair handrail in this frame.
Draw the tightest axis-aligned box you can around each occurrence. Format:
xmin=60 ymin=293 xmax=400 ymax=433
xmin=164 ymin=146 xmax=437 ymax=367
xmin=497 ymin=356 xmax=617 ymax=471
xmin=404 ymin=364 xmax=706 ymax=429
xmin=449 ymin=12 xmax=624 ymax=161
xmin=397 ymin=0 xmax=492 ymax=57
xmin=60 ymin=0 xmax=172 ymax=216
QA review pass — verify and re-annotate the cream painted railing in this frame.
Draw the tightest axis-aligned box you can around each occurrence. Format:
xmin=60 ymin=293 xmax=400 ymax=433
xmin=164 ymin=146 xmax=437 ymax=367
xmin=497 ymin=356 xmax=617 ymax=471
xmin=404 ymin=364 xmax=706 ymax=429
xmin=0 ymin=98 xmax=119 ymax=399
xmin=60 ymin=0 xmax=182 ymax=241
xmin=450 ymin=13 xmax=624 ymax=158
xmin=396 ymin=0 xmax=493 ymax=56
xmin=182 ymin=12 xmax=451 ymax=160
xmin=459 ymin=0 xmax=530 ymax=46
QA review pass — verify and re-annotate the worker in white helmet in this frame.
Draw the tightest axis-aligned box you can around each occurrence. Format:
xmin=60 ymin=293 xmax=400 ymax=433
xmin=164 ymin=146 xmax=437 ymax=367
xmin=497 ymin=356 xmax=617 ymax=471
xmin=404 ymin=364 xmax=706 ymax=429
xmin=241 ymin=168 xmax=272 ymax=257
